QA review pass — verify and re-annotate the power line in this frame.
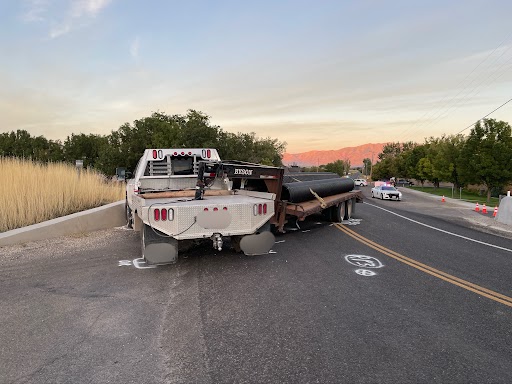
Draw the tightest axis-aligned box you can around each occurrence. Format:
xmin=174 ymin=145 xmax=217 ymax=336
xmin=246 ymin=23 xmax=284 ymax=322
xmin=399 ymin=31 xmax=512 ymax=140
xmin=401 ymin=41 xmax=511 ymax=137
xmin=456 ymin=97 xmax=512 ymax=134
xmin=418 ymin=51 xmax=512 ymax=133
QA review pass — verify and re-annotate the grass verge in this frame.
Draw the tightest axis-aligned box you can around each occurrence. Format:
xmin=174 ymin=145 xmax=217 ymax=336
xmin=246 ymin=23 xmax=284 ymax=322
xmin=409 ymin=186 xmax=500 ymax=207
xmin=0 ymin=157 xmax=125 ymax=232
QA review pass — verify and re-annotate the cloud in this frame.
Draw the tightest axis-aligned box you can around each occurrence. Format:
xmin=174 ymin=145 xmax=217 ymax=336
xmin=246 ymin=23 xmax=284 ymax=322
xmin=41 ymin=0 xmax=113 ymax=39
xmin=130 ymin=37 xmax=140 ymax=59
xmin=21 ymin=0 xmax=49 ymax=22
xmin=49 ymin=23 xmax=71 ymax=39
xmin=71 ymin=0 xmax=112 ymax=18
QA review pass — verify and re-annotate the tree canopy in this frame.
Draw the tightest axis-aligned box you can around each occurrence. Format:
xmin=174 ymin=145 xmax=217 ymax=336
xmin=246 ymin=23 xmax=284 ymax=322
xmin=458 ymin=119 xmax=512 ymax=201
xmin=370 ymin=118 xmax=512 ymax=201
xmin=0 ymin=110 xmax=287 ymax=175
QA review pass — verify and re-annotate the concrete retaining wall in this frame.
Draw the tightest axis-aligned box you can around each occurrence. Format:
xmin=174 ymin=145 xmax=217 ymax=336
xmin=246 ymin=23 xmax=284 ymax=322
xmin=0 ymin=200 xmax=126 ymax=247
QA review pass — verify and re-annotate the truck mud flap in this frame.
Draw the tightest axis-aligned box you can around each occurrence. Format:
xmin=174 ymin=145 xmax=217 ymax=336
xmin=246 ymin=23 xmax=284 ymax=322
xmin=144 ymin=243 xmax=178 ymax=264
xmin=142 ymin=224 xmax=178 ymax=265
xmin=240 ymin=231 xmax=275 ymax=256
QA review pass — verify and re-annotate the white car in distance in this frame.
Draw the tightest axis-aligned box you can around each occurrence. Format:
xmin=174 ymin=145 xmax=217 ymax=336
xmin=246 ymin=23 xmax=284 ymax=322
xmin=354 ymin=179 xmax=368 ymax=186
xmin=371 ymin=185 xmax=402 ymax=201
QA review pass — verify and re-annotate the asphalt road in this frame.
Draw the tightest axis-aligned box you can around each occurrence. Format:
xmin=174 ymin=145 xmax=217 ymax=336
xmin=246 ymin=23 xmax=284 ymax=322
xmin=1 ymin=188 xmax=511 ymax=384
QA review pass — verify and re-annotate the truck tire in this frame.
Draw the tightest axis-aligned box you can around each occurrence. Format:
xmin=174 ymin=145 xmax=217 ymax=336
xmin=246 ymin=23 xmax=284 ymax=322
xmin=332 ymin=201 xmax=346 ymax=222
xmin=345 ymin=198 xmax=355 ymax=219
xmin=350 ymin=198 xmax=356 ymax=217
xmin=141 ymin=223 xmax=178 ymax=265
xmin=125 ymin=199 xmax=133 ymax=229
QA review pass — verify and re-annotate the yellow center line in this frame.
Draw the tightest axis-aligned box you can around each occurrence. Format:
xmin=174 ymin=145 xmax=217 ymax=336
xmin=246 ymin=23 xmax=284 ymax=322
xmin=334 ymin=223 xmax=512 ymax=308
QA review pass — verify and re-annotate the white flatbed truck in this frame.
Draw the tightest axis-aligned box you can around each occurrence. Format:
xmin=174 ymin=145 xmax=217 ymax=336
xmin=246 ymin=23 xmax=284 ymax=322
xmin=125 ymin=148 xmax=363 ymax=265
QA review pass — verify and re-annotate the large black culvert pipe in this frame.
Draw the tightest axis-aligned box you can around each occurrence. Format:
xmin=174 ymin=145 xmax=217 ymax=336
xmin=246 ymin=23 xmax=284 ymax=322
xmin=283 ymin=172 xmax=339 ymax=183
xmin=281 ymin=178 xmax=355 ymax=203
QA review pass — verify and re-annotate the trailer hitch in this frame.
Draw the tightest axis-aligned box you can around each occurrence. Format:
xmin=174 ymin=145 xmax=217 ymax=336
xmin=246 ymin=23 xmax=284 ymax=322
xmin=211 ymin=233 xmax=223 ymax=251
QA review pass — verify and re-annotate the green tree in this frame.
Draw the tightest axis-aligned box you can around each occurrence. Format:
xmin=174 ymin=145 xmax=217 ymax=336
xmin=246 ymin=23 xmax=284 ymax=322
xmin=428 ymin=135 xmax=465 ymax=189
xmin=63 ymin=133 xmax=107 ymax=168
xmin=371 ymin=157 xmax=394 ymax=180
xmin=403 ymin=144 xmax=427 ymax=185
xmin=0 ymin=110 xmax=287 ymax=174
xmin=324 ymin=160 xmax=347 ymax=176
xmin=416 ymin=157 xmax=434 ymax=186
xmin=95 ymin=110 xmax=286 ymax=174
xmin=12 ymin=130 xmax=34 ymax=158
xmin=362 ymin=158 xmax=371 ymax=176
xmin=0 ymin=130 xmax=64 ymax=162
xmin=458 ymin=119 xmax=512 ymax=202
xmin=373 ymin=141 xmax=415 ymax=180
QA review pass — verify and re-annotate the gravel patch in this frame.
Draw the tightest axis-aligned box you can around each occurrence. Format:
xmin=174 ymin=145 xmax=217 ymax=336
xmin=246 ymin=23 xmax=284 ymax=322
xmin=0 ymin=226 xmax=138 ymax=262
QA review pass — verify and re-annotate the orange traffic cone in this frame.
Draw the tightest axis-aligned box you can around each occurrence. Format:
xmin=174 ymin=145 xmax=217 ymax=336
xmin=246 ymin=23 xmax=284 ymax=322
xmin=482 ymin=204 xmax=488 ymax=214
xmin=442 ymin=195 xmax=445 ymax=202
xmin=493 ymin=206 xmax=498 ymax=217
xmin=475 ymin=202 xmax=480 ymax=212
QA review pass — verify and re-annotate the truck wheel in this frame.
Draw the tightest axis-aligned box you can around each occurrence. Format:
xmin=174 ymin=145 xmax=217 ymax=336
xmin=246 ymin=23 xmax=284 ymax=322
xmin=345 ymin=198 xmax=354 ymax=219
xmin=141 ymin=223 xmax=178 ymax=265
xmin=332 ymin=201 xmax=346 ymax=222
xmin=125 ymin=199 xmax=133 ymax=229
xmin=350 ymin=198 xmax=356 ymax=217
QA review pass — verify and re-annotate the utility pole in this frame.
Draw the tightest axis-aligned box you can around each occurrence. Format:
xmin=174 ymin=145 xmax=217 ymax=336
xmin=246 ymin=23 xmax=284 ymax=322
xmin=369 ymin=152 xmax=374 ymax=181
xmin=364 ymin=150 xmax=374 ymax=181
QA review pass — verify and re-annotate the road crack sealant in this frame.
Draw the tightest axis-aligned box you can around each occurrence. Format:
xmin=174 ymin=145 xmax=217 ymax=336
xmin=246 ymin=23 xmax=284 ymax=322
xmin=159 ymin=260 xmax=212 ymax=384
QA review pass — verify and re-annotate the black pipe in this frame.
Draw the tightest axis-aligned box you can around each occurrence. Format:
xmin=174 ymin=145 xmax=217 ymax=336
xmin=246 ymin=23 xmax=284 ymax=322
xmin=283 ymin=172 xmax=339 ymax=183
xmin=281 ymin=178 xmax=355 ymax=203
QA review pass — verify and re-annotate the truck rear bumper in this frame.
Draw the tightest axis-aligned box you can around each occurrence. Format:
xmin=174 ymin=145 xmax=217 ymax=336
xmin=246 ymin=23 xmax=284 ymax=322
xmin=140 ymin=194 xmax=275 ymax=240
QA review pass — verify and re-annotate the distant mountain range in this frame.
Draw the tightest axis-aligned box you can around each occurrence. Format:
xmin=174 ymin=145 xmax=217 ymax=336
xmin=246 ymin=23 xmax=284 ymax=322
xmin=282 ymin=143 xmax=387 ymax=167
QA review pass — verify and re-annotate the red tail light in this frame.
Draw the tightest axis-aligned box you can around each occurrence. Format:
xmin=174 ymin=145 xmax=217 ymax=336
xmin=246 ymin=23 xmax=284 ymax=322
xmin=223 ymin=207 xmax=228 ymax=211
xmin=213 ymin=207 xmax=219 ymax=211
xmin=204 ymin=208 xmax=209 ymax=211
xmin=152 ymin=150 xmax=157 ymax=159
xmin=207 ymin=149 xmax=211 ymax=158
xmin=161 ymin=208 xmax=167 ymax=221
xmin=154 ymin=209 xmax=160 ymax=221
xmin=258 ymin=204 xmax=263 ymax=215
xmin=263 ymin=203 xmax=267 ymax=214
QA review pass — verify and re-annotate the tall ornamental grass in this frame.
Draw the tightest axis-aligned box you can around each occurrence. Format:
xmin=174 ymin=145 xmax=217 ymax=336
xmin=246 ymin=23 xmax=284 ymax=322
xmin=0 ymin=157 xmax=125 ymax=232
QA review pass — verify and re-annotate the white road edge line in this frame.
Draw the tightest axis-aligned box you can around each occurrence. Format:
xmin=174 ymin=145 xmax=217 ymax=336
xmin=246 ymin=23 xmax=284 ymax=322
xmin=364 ymin=202 xmax=512 ymax=253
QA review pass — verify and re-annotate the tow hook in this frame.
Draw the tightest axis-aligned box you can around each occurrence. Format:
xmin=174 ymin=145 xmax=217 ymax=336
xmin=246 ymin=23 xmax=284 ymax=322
xmin=212 ymin=233 xmax=223 ymax=251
